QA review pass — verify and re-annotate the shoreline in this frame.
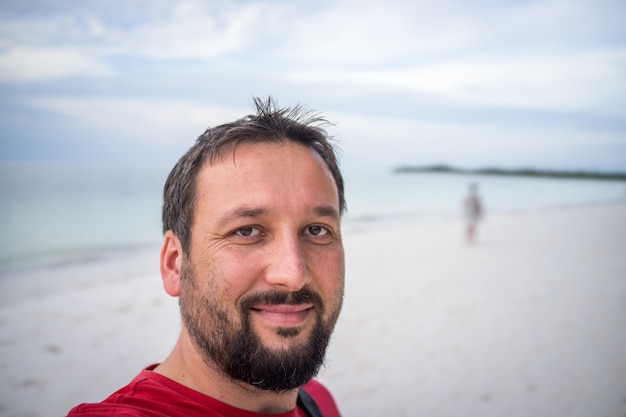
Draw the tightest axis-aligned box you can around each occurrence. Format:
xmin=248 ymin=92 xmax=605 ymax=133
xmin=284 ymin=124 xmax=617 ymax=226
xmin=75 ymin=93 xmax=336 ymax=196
xmin=1 ymin=202 xmax=625 ymax=416
xmin=4 ymin=197 xmax=624 ymax=281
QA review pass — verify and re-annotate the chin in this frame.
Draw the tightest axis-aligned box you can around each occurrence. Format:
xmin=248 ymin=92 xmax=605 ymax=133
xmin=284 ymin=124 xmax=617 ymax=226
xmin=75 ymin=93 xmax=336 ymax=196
xmin=258 ymin=327 xmax=310 ymax=349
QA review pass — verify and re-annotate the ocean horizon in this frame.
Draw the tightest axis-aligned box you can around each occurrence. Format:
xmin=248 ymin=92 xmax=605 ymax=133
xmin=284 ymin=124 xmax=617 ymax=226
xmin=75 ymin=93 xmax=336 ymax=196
xmin=2 ymin=161 xmax=625 ymax=274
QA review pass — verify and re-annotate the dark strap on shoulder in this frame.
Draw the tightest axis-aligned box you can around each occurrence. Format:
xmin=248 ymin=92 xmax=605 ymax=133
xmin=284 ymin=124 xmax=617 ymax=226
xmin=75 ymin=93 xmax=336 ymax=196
xmin=297 ymin=387 xmax=323 ymax=417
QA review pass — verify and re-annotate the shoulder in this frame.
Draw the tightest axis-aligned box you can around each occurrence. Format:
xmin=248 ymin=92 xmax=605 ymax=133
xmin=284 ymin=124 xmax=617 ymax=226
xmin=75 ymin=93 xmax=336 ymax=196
xmin=302 ymin=379 xmax=342 ymax=417
xmin=65 ymin=368 xmax=167 ymax=417
xmin=67 ymin=403 xmax=148 ymax=417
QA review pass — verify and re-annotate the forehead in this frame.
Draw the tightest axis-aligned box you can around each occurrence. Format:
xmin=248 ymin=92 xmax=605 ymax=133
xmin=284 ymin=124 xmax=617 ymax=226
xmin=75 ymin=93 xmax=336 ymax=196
xmin=194 ymin=141 xmax=340 ymax=216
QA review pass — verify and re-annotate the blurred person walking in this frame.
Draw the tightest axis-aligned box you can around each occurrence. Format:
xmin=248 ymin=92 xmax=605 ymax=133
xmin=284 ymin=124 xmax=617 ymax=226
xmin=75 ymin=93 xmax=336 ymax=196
xmin=463 ymin=183 xmax=483 ymax=245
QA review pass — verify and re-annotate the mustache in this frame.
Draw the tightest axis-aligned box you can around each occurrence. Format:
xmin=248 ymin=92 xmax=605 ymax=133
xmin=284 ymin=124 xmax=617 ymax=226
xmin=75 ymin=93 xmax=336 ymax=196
xmin=240 ymin=287 xmax=324 ymax=310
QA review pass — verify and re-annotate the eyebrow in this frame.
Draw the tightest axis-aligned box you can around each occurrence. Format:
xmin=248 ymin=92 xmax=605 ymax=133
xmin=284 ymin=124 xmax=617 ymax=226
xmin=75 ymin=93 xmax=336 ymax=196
xmin=314 ymin=205 xmax=341 ymax=220
xmin=216 ymin=207 xmax=268 ymax=229
xmin=216 ymin=205 xmax=340 ymax=229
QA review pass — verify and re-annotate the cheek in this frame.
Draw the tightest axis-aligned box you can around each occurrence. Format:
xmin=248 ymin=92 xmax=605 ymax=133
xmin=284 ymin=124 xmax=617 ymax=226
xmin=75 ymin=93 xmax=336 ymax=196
xmin=316 ymin=251 xmax=345 ymax=326
xmin=208 ymin=249 xmax=264 ymax=301
xmin=311 ymin=246 xmax=345 ymax=293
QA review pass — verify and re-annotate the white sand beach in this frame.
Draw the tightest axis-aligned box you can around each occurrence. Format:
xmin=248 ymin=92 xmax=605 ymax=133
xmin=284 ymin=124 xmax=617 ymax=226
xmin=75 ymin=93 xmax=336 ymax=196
xmin=1 ymin=203 xmax=625 ymax=417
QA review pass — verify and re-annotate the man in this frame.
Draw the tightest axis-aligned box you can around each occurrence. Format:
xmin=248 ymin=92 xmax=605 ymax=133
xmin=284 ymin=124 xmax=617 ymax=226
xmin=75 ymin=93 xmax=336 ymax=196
xmin=67 ymin=97 xmax=346 ymax=416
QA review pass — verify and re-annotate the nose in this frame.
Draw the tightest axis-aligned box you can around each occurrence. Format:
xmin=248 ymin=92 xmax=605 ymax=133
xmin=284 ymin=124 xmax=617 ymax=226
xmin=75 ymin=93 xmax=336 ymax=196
xmin=263 ymin=234 xmax=311 ymax=292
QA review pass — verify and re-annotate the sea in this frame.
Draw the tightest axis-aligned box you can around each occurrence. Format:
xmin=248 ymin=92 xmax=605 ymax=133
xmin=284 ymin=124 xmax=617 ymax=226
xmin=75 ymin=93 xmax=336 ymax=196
xmin=1 ymin=161 xmax=625 ymax=287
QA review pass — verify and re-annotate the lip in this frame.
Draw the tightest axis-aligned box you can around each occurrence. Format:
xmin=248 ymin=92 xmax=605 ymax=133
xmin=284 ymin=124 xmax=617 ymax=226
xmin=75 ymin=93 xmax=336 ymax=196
xmin=250 ymin=304 xmax=314 ymax=327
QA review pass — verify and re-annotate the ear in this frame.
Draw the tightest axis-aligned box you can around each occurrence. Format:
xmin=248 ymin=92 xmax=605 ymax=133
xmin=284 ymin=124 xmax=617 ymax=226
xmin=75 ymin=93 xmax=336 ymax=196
xmin=160 ymin=230 xmax=184 ymax=297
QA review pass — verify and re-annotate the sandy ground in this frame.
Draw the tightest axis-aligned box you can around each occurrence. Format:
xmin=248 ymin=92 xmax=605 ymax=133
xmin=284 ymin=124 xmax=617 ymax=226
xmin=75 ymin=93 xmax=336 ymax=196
xmin=1 ymin=203 xmax=625 ymax=417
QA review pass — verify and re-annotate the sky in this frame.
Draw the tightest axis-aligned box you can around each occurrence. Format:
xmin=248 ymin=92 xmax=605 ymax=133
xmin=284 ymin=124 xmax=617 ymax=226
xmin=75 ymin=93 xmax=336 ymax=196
xmin=1 ymin=0 xmax=625 ymax=174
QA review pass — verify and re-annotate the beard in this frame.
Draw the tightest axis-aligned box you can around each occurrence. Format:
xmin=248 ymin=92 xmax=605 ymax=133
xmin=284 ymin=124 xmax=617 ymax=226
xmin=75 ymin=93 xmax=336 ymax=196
xmin=178 ymin=261 xmax=342 ymax=392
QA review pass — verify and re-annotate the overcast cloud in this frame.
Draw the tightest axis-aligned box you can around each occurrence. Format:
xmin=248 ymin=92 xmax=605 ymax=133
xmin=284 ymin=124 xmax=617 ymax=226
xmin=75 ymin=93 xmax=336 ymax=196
xmin=1 ymin=0 xmax=625 ymax=172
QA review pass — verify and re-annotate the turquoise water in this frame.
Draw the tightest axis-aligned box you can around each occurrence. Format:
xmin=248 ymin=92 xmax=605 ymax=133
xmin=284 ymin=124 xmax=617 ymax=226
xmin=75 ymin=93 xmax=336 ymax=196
xmin=1 ymin=162 xmax=625 ymax=268
xmin=0 ymin=163 xmax=166 ymax=267
xmin=344 ymin=170 xmax=626 ymax=219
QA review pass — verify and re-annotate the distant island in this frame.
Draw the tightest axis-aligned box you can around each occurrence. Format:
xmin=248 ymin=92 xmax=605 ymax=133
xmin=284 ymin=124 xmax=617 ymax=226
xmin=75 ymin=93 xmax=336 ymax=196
xmin=394 ymin=165 xmax=626 ymax=181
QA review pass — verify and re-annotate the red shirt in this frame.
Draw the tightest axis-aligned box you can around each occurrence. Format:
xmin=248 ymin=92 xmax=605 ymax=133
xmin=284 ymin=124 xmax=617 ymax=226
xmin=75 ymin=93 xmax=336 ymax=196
xmin=67 ymin=366 xmax=341 ymax=417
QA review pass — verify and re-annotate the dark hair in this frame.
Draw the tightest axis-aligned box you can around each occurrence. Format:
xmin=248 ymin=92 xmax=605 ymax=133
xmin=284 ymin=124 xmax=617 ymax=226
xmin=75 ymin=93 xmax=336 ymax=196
xmin=162 ymin=97 xmax=345 ymax=254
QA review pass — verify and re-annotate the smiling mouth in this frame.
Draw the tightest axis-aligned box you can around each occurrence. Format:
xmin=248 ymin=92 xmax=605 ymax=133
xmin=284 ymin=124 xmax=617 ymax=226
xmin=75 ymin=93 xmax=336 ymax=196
xmin=250 ymin=304 xmax=314 ymax=327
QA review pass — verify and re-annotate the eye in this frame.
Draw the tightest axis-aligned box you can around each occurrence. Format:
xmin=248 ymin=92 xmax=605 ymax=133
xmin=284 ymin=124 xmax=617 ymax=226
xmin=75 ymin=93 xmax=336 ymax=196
xmin=305 ymin=225 xmax=329 ymax=236
xmin=234 ymin=226 xmax=261 ymax=238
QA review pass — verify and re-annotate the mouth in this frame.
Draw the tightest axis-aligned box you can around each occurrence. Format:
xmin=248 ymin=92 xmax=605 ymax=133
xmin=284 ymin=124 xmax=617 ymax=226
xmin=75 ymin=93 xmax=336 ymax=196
xmin=250 ymin=304 xmax=315 ymax=327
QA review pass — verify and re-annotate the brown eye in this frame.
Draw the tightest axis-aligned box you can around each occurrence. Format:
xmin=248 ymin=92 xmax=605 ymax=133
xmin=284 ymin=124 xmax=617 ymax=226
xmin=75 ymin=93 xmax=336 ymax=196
xmin=306 ymin=225 xmax=328 ymax=236
xmin=235 ymin=227 xmax=259 ymax=237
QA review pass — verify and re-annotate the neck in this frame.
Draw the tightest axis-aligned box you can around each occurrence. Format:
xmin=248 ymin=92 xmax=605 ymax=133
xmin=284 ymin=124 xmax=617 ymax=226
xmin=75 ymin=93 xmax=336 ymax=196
xmin=154 ymin=332 xmax=299 ymax=414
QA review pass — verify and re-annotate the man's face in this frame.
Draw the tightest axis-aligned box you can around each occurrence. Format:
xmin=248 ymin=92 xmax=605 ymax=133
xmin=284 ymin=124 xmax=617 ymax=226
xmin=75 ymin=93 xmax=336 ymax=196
xmin=179 ymin=141 xmax=344 ymax=392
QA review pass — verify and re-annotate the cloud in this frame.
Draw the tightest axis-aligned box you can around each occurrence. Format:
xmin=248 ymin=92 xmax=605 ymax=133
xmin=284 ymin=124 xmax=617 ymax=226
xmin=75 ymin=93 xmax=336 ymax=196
xmin=333 ymin=109 xmax=625 ymax=171
xmin=274 ymin=1 xmax=476 ymax=63
xmin=0 ymin=0 xmax=287 ymax=82
xmin=93 ymin=1 xmax=280 ymax=60
xmin=26 ymin=96 xmax=249 ymax=142
xmin=276 ymin=0 xmax=625 ymax=63
xmin=275 ymin=0 xmax=626 ymax=113
xmin=1 ymin=0 xmax=624 ymax=170
xmin=291 ymin=49 xmax=626 ymax=113
xmin=0 ymin=47 xmax=115 ymax=82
